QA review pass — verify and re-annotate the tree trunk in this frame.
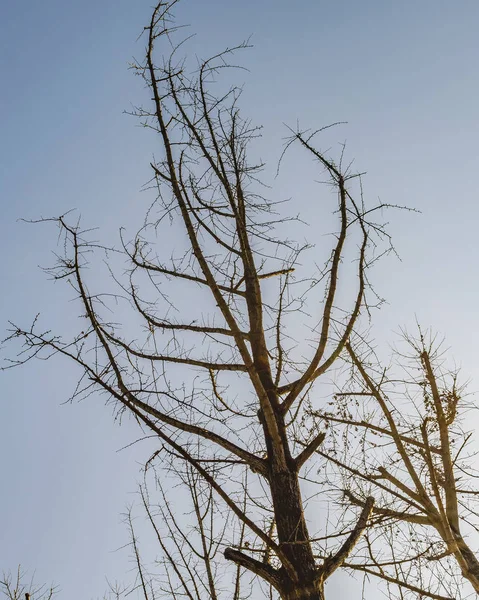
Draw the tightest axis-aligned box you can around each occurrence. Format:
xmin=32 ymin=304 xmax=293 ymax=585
xmin=269 ymin=466 xmax=326 ymax=600
xmin=450 ymin=531 xmax=479 ymax=595
xmin=270 ymin=469 xmax=316 ymax=571
xmin=281 ymin=581 xmax=325 ymax=600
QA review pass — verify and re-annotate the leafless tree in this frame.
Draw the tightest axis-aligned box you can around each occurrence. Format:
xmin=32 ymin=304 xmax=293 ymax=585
xmin=314 ymin=329 xmax=479 ymax=598
xmin=4 ymin=2 xmax=423 ymax=599
xmin=1 ymin=567 xmax=56 ymax=600
xmin=105 ymin=462 xmax=253 ymax=600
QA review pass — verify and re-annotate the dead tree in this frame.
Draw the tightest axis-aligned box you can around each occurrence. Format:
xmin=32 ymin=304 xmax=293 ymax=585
xmin=4 ymin=2 xmax=413 ymax=599
xmin=314 ymin=329 xmax=479 ymax=598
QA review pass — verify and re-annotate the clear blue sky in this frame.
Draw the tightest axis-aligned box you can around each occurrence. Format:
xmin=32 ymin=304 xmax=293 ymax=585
xmin=2 ymin=1 xmax=479 ymax=598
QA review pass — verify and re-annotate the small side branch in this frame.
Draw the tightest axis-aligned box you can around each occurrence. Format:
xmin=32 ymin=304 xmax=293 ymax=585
xmin=295 ymin=432 xmax=326 ymax=470
xmin=102 ymin=328 xmax=248 ymax=372
xmin=343 ymin=563 xmax=453 ymax=600
xmin=343 ymin=490 xmax=429 ymax=526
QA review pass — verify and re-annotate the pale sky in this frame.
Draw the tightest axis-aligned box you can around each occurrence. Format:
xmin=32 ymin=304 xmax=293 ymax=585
xmin=2 ymin=1 xmax=479 ymax=598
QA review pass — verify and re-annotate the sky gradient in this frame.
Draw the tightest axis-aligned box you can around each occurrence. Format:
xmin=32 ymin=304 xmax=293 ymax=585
xmin=2 ymin=1 xmax=479 ymax=598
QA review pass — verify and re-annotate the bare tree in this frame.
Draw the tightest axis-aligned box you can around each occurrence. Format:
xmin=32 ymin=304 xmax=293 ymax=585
xmin=314 ymin=329 xmax=479 ymax=598
xmin=107 ymin=462 xmax=253 ymax=600
xmin=1 ymin=567 xmax=56 ymax=600
xmin=4 ymin=2 xmax=417 ymax=599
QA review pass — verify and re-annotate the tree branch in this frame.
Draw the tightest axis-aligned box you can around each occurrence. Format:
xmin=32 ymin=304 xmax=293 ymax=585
xmin=320 ymin=496 xmax=375 ymax=580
